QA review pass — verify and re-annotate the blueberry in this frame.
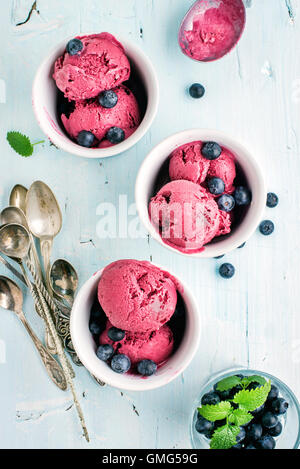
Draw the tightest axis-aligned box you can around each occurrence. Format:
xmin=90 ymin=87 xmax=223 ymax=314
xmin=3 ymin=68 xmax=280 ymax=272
xmin=98 ymin=90 xmax=118 ymax=108
xmin=110 ymin=354 xmax=131 ymax=373
xmin=248 ymin=382 xmax=261 ymax=391
xmin=66 ymin=38 xmax=83 ymax=55
xmin=271 ymin=397 xmax=289 ymax=415
xmin=244 ymin=443 xmax=256 ymax=449
xmin=246 ymin=423 xmax=263 ymax=441
xmin=96 ymin=344 xmax=114 ymax=361
xmin=219 ymin=263 xmax=235 ymax=279
xmin=261 ymin=411 xmax=278 ymax=429
xmin=89 ymin=320 xmax=102 ymax=335
xmin=77 ymin=130 xmax=95 ymax=147
xmin=236 ymin=427 xmax=246 ymax=443
xmin=214 ymin=254 xmax=225 ymax=259
xmin=189 ymin=83 xmax=205 ymax=99
xmin=252 ymin=404 xmax=265 ymax=417
xmin=207 ymin=177 xmax=225 ymax=195
xmin=231 ymin=443 xmax=243 ymax=449
xmin=267 ymin=421 xmax=282 ymax=437
xmin=217 ymin=194 xmax=235 ymax=212
xmin=106 ymin=127 xmax=125 ymax=144
xmin=195 ymin=415 xmax=214 ymax=434
xmin=107 ymin=327 xmax=125 ymax=342
xmin=267 ymin=385 xmax=279 ymax=402
xmin=215 ymin=388 xmax=232 ymax=400
xmin=234 ymin=186 xmax=252 ymax=206
xmin=201 ymin=392 xmax=221 ymax=406
xmin=201 ymin=142 xmax=222 ymax=160
xmin=90 ymin=302 xmax=106 ymax=321
xmin=214 ymin=418 xmax=227 ymax=428
xmin=256 ymin=435 xmax=276 ymax=449
xmin=267 ymin=192 xmax=279 ymax=208
xmin=137 ymin=359 xmax=157 ymax=376
xmin=238 ymin=242 xmax=246 ymax=249
xmin=259 ymin=220 xmax=274 ymax=236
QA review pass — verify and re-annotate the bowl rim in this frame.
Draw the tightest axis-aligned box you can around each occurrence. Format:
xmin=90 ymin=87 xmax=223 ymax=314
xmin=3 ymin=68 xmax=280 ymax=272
xmin=70 ymin=261 xmax=201 ymax=391
xmin=135 ymin=128 xmax=266 ymax=258
xmin=32 ymin=32 xmax=159 ymax=159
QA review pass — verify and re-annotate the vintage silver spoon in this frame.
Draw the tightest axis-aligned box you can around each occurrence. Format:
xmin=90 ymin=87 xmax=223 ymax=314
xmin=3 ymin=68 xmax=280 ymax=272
xmin=9 ymin=184 xmax=28 ymax=214
xmin=0 ymin=276 xmax=67 ymax=390
xmin=49 ymin=259 xmax=78 ymax=307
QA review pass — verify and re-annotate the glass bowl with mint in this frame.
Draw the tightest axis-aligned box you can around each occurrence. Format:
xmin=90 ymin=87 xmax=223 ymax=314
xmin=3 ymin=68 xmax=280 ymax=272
xmin=190 ymin=368 xmax=300 ymax=449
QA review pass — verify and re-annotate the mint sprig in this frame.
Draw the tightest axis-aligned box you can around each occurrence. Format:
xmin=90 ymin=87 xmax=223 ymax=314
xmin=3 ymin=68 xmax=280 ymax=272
xmin=210 ymin=424 xmax=240 ymax=450
xmin=233 ymin=380 xmax=271 ymax=412
xmin=215 ymin=375 xmax=242 ymax=392
xmin=198 ymin=401 xmax=231 ymax=422
xmin=7 ymin=131 xmax=44 ymax=157
xmin=228 ymin=408 xmax=253 ymax=426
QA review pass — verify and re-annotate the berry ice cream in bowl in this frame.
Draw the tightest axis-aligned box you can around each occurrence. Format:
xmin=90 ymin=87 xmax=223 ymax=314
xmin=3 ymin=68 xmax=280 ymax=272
xmin=135 ymin=129 xmax=266 ymax=258
xmin=32 ymin=32 xmax=159 ymax=158
xmin=190 ymin=368 xmax=300 ymax=449
xmin=70 ymin=259 xmax=200 ymax=391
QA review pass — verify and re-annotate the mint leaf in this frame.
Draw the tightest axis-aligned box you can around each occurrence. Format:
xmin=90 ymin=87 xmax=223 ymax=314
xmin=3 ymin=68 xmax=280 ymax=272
xmin=233 ymin=380 xmax=271 ymax=411
xmin=7 ymin=131 xmax=44 ymax=157
xmin=241 ymin=375 xmax=267 ymax=388
xmin=228 ymin=408 xmax=253 ymax=426
xmin=210 ymin=424 xmax=240 ymax=449
xmin=215 ymin=375 xmax=242 ymax=392
xmin=198 ymin=401 xmax=232 ymax=422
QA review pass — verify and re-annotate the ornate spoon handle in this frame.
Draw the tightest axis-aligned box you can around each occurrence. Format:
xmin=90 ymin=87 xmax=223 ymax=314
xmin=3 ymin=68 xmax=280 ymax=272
xmin=18 ymin=311 xmax=67 ymax=391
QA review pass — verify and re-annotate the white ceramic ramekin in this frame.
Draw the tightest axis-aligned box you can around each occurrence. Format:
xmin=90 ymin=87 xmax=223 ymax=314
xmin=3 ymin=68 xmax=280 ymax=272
xmin=32 ymin=33 xmax=159 ymax=158
xmin=70 ymin=262 xmax=201 ymax=391
xmin=135 ymin=129 xmax=266 ymax=258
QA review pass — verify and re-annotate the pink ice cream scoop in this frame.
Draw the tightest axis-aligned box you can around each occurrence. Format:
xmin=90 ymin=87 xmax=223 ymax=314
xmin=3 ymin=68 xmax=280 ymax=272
xmin=149 ymin=180 xmax=231 ymax=252
xmin=207 ymin=149 xmax=236 ymax=194
xmin=61 ymin=85 xmax=140 ymax=146
xmin=98 ymin=260 xmax=177 ymax=333
xmin=99 ymin=321 xmax=174 ymax=366
xmin=169 ymin=141 xmax=210 ymax=184
xmin=53 ymin=33 xmax=130 ymax=100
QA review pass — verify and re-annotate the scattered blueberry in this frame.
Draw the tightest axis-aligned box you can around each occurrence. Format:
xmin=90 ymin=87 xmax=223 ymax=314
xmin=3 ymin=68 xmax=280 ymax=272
xmin=106 ymin=127 xmax=125 ymax=144
xmin=267 ymin=385 xmax=279 ymax=402
xmin=214 ymin=254 xmax=225 ymax=259
xmin=77 ymin=130 xmax=95 ymax=147
xmin=267 ymin=192 xmax=279 ymax=208
xmin=201 ymin=142 xmax=222 ymax=160
xmin=219 ymin=263 xmax=235 ymax=279
xmin=98 ymin=90 xmax=118 ymax=108
xmin=189 ymin=83 xmax=205 ymax=99
xmin=217 ymin=194 xmax=235 ymax=212
xmin=107 ymin=327 xmax=125 ymax=342
xmin=256 ymin=435 xmax=276 ymax=449
xmin=66 ymin=38 xmax=83 ymax=55
xmin=110 ymin=354 xmax=131 ymax=374
xmin=89 ymin=320 xmax=102 ymax=335
xmin=195 ymin=415 xmax=214 ymax=434
xmin=238 ymin=242 xmax=246 ymax=249
xmin=259 ymin=220 xmax=274 ymax=236
xmin=268 ymin=421 xmax=283 ymax=437
xmin=207 ymin=177 xmax=225 ymax=195
xmin=96 ymin=344 xmax=114 ymax=361
xmin=246 ymin=423 xmax=263 ymax=441
xmin=236 ymin=427 xmax=246 ymax=443
xmin=234 ymin=186 xmax=252 ymax=206
xmin=261 ymin=411 xmax=278 ymax=429
xmin=271 ymin=397 xmax=289 ymax=415
xmin=201 ymin=392 xmax=221 ymax=406
xmin=137 ymin=359 xmax=157 ymax=376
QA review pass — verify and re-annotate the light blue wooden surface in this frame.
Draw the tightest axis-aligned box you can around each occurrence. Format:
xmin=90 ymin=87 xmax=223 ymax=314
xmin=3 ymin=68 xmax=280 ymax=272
xmin=0 ymin=0 xmax=300 ymax=449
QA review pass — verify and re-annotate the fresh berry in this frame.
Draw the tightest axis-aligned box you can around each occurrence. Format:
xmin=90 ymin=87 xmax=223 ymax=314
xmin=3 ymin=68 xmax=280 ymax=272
xmin=236 ymin=427 xmax=246 ymax=443
xmin=66 ymin=38 xmax=83 ymax=55
xmin=201 ymin=142 xmax=222 ymax=160
xmin=231 ymin=443 xmax=243 ymax=449
xmin=252 ymin=404 xmax=265 ymax=417
xmin=96 ymin=344 xmax=114 ymax=361
xmin=244 ymin=443 xmax=256 ymax=449
xmin=201 ymin=391 xmax=221 ymax=406
xmin=261 ymin=411 xmax=278 ymax=429
xmin=90 ymin=303 xmax=105 ymax=321
xmin=267 ymin=385 xmax=279 ymax=402
xmin=207 ymin=177 xmax=225 ymax=195
xmin=137 ymin=359 xmax=157 ymax=376
xmin=106 ymin=127 xmax=125 ymax=144
xmin=246 ymin=423 xmax=263 ymax=441
xmin=89 ymin=320 xmax=102 ymax=335
xmin=256 ymin=435 xmax=276 ymax=449
xmin=271 ymin=397 xmax=289 ymax=415
xmin=195 ymin=415 xmax=214 ymax=434
xmin=238 ymin=242 xmax=246 ymax=249
xmin=268 ymin=421 xmax=283 ymax=437
xmin=234 ymin=186 xmax=252 ymax=206
xmin=107 ymin=327 xmax=125 ymax=342
xmin=189 ymin=83 xmax=205 ymax=99
xmin=77 ymin=130 xmax=95 ymax=147
xmin=110 ymin=354 xmax=131 ymax=373
xmin=259 ymin=220 xmax=274 ymax=236
xmin=267 ymin=192 xmax=279 ymax=208
xmin=214 ymin=254 xmax=225 ymax=259
xmin=219 ymin=263 xmax=235 ymax=279
xmin=217 ymin=194 xmax=235 ymax=212
xmin=214 ymin=388 xmax=232 ymax=400
xmin=98 ymin=90 xmax=118 ymax=108
xmin=248 ymin=382 xmax=261 ymax=391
